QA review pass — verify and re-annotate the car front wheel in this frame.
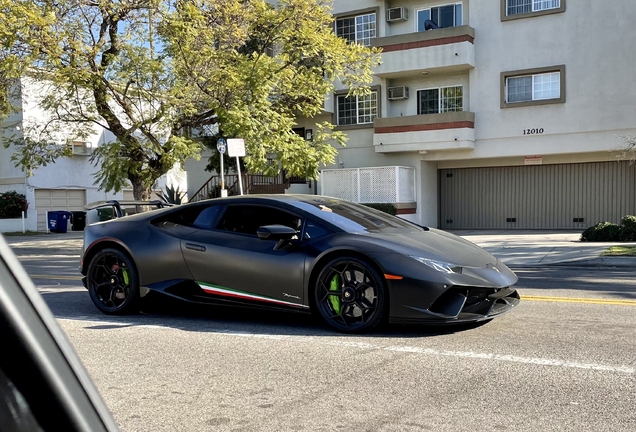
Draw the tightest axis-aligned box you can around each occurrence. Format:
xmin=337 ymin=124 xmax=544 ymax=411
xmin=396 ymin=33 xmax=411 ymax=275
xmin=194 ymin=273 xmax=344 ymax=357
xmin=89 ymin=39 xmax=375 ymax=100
xmin=314 ymin=256 xmax=387 ymax=333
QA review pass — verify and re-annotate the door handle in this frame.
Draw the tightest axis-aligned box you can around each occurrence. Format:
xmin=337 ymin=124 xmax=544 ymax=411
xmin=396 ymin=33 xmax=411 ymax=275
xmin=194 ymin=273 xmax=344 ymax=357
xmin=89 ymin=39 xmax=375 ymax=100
xmin=185 ymin=243 xmax=206 ymax=252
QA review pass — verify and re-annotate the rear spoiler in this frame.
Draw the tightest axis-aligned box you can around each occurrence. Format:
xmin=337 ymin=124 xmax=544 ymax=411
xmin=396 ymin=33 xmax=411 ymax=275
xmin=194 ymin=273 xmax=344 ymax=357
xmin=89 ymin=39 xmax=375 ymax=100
xmin=84 ymin=200 xmax=172 ymax=218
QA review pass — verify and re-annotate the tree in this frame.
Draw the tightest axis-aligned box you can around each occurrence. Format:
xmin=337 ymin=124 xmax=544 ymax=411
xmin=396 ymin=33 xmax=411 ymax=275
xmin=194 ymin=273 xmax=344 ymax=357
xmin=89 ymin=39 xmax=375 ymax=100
xmin=618 ymin=136 xmax=636 ymax=164
xmin=0 ymin=0 xmax=55 ymax=120
xmin=1 ymin=0 xmax=379 ymax=199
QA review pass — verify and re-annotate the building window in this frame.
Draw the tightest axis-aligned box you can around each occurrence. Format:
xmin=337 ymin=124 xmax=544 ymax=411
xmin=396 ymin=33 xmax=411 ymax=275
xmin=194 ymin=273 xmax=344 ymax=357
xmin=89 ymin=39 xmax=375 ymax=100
xmin=337 ymin=92 xmax=378 ymax=125
xmin=506 ymin=72 xmax=560 ymax=103
xmin=500 ymin=65 xmax=565 ymax=108
xmin=335 ymin=13 xmax=376 ymax=46
xmin=416 ymin=3 xmax=462 ymax=30
xmin=502 ymin=0 xmax=565 ymax=20
xmin=417 ymin=86 xmax=463 ymax=115
xmin=507 ymin=0 xmax=560 ymax=16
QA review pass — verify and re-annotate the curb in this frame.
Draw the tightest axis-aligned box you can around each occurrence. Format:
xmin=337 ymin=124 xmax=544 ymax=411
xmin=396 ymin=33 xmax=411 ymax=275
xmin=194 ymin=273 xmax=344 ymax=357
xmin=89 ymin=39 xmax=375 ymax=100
xmin=508 ymin=257 xmax=636 ymax=268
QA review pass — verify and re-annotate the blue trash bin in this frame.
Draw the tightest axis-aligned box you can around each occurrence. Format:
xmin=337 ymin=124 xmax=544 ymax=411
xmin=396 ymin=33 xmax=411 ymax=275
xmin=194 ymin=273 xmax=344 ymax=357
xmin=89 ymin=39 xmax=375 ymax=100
xmin=48 ymin=211 xmax=71 ymax=233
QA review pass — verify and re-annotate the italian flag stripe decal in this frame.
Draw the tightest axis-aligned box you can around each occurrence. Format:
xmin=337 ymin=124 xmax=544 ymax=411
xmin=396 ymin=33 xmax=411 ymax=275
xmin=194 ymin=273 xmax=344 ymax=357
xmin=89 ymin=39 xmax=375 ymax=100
xmin=197 ymin=282 xmax=309 ymax=308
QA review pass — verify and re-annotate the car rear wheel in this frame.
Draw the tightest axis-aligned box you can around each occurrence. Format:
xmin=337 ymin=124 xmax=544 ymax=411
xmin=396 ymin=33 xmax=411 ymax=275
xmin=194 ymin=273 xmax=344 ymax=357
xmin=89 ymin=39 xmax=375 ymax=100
xmin=87 ymin=248 xmax=139 ymax=315
xmin=314 ymin=257 xmax=386 ymax=333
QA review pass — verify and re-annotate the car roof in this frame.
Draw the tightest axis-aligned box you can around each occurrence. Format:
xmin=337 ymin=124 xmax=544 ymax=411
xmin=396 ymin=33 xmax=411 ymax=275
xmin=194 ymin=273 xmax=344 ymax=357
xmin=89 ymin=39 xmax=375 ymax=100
xmin=194 ymin=194 xmax=346 ymax=206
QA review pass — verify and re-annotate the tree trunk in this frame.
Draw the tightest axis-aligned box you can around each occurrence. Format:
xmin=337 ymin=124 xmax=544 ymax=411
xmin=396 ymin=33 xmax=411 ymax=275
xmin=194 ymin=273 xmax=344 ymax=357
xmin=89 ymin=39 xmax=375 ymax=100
xmin=130 ymin=176 xmax=154 ymax=214
xmin=131 ymin=176 xmax=152 ymax=201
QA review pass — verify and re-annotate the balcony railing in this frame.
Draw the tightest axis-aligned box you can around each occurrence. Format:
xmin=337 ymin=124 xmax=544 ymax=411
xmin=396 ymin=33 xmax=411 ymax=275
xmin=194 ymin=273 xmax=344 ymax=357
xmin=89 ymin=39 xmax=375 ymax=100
xmin=373 ymin=112 xmax=475 ymax=153
xmin=320 ymin=166 xmax=415 ymax=204
xmin=370 ymin=26 xmax=475 ymax=77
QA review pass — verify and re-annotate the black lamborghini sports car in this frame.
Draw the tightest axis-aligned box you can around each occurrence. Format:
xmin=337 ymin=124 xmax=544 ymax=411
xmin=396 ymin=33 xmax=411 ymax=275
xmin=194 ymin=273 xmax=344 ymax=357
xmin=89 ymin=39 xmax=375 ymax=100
xmin=80 ymin=195 xmax=519 ymax=332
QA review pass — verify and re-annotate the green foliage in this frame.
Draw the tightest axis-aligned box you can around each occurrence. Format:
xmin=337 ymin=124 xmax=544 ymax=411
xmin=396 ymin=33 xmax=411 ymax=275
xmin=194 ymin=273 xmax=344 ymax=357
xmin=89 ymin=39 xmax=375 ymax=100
xmin=1 ymin=0 xmax=379 ymax=199
xmin=363 ymin=203 xmax=397 ymax=216
xmin=0 ymin=190 xmax=28 ymax=218
xmin=580 ymin=222 xmax=622 ymax=242
xmin=155 ymin=185 xmax=185 ymax=205
xmin=619 ymin=215 xmax=636 ymax=241
xmin=3 ymin=123 xmax=74 ymax=176
xmin=581 ymin=216 xmax=636 ymax=242
xmin=0 ymin=0 xmax=56 ymax=120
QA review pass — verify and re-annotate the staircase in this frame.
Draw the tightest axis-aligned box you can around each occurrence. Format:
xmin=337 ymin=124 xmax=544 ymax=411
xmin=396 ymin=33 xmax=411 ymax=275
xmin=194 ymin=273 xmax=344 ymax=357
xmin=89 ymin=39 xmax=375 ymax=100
xmin=190 ymin=172 xmax=291 ymax=202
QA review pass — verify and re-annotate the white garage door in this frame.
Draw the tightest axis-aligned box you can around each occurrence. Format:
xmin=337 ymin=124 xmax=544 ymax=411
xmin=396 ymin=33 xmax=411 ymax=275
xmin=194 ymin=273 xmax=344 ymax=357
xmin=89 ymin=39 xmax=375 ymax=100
xmin=35 ymin=189 xmax=87 ymax=232
xmin=439 ymin=161 xmax=636 ymax=229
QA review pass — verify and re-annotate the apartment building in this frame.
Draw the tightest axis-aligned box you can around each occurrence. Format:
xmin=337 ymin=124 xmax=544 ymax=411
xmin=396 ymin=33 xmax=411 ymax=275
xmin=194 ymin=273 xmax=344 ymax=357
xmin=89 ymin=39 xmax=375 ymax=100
xmin=292 ymin=0 xmax=636 ymax=229
xmin=0 ymin=78 xmax=184 ymax=232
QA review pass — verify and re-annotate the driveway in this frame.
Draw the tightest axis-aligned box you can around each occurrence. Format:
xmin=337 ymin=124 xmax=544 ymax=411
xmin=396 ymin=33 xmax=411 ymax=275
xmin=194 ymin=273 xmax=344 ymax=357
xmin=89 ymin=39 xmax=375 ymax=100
xmin=449 ymin=230 xmax=636 ymax=267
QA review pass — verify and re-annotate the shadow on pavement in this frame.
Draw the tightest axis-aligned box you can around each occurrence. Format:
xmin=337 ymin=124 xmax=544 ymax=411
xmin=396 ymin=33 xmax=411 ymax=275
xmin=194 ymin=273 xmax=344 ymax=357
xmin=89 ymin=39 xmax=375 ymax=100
xmin=40 ymin=289 xmax=489 ymax=339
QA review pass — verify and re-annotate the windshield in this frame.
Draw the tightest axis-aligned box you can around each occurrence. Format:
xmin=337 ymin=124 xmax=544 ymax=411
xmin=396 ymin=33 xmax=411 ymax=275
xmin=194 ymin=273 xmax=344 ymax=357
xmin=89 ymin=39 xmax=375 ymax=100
xmin=294 ymin=198 xmax=424 ymax=233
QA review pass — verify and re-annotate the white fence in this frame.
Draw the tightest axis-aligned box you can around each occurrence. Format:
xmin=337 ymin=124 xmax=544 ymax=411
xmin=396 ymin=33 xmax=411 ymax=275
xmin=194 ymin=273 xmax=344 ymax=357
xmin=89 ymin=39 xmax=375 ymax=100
xmin=320 ymin=166 xmax=416 ymax=203
xmin=0 ymin=212 xmax=26 ymax=233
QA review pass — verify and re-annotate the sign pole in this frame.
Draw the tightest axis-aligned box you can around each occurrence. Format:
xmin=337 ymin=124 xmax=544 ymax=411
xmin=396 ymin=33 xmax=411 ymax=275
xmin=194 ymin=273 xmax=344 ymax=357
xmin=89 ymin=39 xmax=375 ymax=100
xmin=220 ymin=155 xmax=225 ymax=189
xmin=236 ymin=157 xmax=244 ymax=195
xmin=217 ymin=138 xmax=227 ymax=197
xmin=227 ymin=138 xmax=246 ymax=196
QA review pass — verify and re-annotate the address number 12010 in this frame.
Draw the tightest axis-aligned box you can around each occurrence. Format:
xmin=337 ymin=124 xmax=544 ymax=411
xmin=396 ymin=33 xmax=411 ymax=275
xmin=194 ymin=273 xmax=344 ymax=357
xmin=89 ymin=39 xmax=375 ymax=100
xmin=523 ymin=128 xmax=544 ymax=135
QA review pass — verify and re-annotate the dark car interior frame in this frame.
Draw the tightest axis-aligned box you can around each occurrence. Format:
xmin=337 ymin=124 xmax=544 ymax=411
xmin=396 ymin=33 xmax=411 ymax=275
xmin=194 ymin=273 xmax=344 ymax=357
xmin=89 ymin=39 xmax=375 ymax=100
xmin=0 ymin=234 xmax=119 ymax=432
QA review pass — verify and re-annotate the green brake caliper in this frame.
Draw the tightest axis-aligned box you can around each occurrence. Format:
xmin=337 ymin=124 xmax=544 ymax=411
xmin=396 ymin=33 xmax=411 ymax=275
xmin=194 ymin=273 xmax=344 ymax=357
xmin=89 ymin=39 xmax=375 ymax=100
xmin=122 ymin=268 xmax=130 ymax=286
xmin=329 ymin=274 xmax=341 ymax=314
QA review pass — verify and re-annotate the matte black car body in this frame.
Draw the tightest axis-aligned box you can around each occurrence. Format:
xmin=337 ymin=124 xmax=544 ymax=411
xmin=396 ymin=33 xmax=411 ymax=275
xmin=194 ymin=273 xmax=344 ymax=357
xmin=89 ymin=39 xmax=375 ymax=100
xmin=80 ymin=195 xmax=519 ymax=327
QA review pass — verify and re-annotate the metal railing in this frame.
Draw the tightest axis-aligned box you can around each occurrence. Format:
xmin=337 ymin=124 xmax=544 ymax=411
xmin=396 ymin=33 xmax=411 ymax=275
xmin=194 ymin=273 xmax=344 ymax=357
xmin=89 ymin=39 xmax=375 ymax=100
xmin=190 ymin=172 xmax=290 ymax=202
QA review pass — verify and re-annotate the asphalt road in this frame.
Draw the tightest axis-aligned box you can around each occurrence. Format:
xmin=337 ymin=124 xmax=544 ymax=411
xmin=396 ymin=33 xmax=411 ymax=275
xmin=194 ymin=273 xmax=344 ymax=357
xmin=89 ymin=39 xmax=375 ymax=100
xmin=6 ymin=234 xmax=636 ymax=432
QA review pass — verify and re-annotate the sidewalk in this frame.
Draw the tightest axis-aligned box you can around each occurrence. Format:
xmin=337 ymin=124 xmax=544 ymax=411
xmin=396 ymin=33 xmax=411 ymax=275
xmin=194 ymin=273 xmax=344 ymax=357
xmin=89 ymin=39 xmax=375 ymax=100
xmin=452 ymin=230 xmax=636 ymax=268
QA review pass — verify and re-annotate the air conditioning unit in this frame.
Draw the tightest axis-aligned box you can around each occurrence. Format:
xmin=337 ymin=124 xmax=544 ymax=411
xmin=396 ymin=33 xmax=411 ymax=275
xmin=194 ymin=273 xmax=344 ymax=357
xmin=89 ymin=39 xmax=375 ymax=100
xmin=387 ymin=7 xmax=408 ymax=22
xmin=70 ymin=140 xmax=93 ymax=155
xmin=388 ymin=86 xmax=409 ymax=100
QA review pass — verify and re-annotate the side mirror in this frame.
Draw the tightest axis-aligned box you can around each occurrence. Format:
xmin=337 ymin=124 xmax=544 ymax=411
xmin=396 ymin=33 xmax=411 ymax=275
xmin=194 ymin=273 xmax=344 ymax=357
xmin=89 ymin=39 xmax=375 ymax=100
xmin=257 ymin=225 xmax=298 ymax=240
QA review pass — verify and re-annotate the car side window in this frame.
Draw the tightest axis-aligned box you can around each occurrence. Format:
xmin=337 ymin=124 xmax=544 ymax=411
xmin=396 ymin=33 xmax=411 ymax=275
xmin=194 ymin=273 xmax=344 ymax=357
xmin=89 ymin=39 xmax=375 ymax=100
xmin=217 ymin=205 xmax=301 ymax=236
xmin=161 ymin=205 xmax=222 ymax=229
xmin=191 ymin=206 xmax=222 ymax=229
xmin=303 ymin=221 xmax=331 ymax=240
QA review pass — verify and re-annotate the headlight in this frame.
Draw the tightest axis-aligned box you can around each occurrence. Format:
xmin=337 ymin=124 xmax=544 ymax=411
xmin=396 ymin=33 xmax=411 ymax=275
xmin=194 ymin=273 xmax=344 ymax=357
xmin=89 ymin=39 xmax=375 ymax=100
xmin=409 ymin=256 xmax=462 ymax=274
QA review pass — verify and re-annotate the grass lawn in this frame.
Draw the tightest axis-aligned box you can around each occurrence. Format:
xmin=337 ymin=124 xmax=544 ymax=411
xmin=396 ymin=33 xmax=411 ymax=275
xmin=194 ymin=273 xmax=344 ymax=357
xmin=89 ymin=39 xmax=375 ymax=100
xmin=601 ymin=246 xmax=636 ymax=257
xmin=2 ymin=231 xmax=47 ymax=236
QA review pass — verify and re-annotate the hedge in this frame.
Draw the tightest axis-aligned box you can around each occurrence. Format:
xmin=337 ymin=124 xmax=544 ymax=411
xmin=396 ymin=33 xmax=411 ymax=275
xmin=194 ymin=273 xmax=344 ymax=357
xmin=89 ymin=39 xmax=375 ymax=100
xmin=0 ymin=191 xmax=28 ymax=219
xmin=363 ymin=203 xmax=397 ymax=216
xmin=580 ymin=216 xmax=636 ymax=242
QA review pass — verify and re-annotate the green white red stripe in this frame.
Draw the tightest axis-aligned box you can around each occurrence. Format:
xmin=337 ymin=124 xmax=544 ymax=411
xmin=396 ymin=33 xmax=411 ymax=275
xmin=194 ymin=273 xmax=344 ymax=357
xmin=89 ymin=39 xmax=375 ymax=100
xmin=198 ymin=282 xmax=309 ymax=308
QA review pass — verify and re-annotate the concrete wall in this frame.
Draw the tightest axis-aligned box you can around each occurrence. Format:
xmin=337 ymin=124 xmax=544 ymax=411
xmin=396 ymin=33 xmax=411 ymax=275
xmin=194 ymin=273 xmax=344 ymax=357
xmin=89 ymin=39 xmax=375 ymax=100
xmin=463 ymin=0 xmax=636 ymax=154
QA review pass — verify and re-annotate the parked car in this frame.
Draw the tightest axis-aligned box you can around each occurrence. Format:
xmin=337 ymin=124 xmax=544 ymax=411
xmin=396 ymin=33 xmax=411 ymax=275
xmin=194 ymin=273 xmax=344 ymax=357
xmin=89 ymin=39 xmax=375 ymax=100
xmin=80 ymin=195 xmax=519 ymax=333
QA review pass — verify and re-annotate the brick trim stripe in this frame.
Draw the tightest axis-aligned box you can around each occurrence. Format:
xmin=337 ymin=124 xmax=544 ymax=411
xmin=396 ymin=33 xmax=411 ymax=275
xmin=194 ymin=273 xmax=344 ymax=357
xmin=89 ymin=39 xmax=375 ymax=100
xmin=375 ymin=121 xmax=474 ymax=134
xmin=380 ymin=35 xmax=474 ymax=53
xmin=396 ymin=208 xmax=416 ymax=215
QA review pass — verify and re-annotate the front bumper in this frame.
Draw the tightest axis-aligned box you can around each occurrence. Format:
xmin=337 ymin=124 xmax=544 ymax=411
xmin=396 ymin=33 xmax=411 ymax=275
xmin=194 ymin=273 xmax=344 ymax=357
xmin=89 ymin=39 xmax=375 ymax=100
xmin=389 ymin=286 xmax=520 ymax=324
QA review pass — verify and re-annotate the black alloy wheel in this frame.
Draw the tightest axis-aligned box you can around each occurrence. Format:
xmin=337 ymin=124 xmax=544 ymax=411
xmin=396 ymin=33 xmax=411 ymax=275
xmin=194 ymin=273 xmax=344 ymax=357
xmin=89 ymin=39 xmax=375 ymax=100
xmin=314 ymin=257 xmax=386 ymax=333
xmin=87 ymin=248 xmax=140 ymax=315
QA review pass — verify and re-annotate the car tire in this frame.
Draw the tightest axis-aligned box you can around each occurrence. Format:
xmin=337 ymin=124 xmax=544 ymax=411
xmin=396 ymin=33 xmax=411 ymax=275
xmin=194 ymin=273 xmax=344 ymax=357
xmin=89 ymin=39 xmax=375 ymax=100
xmin=87 ymin=248 xmax=140 ymax=315
xmin=314 ymin=256 xmax=387 ymax=333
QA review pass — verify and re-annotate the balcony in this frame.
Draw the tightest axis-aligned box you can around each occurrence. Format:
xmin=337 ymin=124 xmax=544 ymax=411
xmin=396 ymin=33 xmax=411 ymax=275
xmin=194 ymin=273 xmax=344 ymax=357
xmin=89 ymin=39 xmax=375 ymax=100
xmin=371 ymin=26 xmax=475 ymax=78
xmin=373 ymin=112 xmax=475 ymax=153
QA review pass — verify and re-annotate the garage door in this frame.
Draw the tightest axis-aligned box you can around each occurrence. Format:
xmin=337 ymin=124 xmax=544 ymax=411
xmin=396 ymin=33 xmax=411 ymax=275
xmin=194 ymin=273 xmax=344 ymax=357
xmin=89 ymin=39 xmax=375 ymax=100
xmin=35 ymin=189 xmax=87 ymax=232
xmin=439 ymin=161 xmax=636 ymax=229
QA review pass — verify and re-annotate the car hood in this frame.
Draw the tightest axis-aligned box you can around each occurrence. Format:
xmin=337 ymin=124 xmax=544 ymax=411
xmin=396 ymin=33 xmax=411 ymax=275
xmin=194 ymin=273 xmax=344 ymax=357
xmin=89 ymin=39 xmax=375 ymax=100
xmin=364 ymin=228 xmax=497 ymax=268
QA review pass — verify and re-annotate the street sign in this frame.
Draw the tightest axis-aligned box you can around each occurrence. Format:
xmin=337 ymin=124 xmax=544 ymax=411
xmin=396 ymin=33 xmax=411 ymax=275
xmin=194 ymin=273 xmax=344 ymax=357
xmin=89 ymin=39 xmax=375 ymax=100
xmin=217 ymin=138 xmax=226 ymax=154
xmin=227 ymin=138 xmax=246 ymax=157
